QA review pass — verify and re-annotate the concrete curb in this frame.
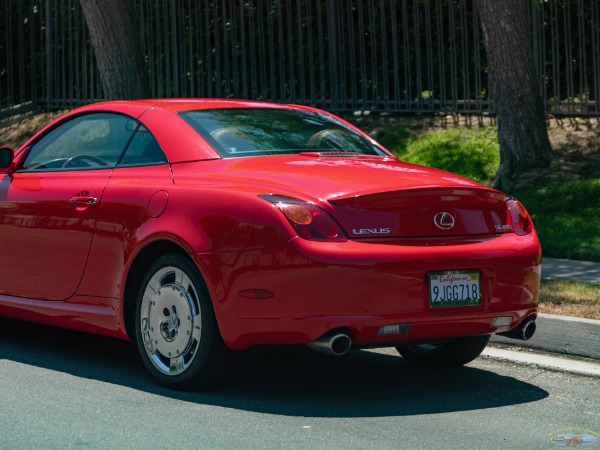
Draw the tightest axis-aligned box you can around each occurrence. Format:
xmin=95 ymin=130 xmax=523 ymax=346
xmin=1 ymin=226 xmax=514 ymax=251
xmin=482 ymin=347 xmax=600 ymax=379
xmin=490 ymin=313 xmax=600 ymax=360
xmin=481 ymin=347 xmax=600 ymax=379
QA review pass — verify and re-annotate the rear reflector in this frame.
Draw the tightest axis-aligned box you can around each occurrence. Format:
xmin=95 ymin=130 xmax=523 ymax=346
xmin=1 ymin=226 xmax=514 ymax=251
xmin=376 ymin=323 xmax=411 ymax=336
xmin=492 ymin=316 xmax=513 ymax=327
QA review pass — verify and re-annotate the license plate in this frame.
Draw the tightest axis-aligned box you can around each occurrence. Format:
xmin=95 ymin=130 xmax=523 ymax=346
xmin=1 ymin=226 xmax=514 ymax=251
xmin=428 ymin=270 xmax=481 ymax=308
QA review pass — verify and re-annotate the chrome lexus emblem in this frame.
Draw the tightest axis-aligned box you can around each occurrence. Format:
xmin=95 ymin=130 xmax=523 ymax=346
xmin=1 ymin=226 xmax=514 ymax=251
xmin=433 ymin=212 xmax=455 ymax=230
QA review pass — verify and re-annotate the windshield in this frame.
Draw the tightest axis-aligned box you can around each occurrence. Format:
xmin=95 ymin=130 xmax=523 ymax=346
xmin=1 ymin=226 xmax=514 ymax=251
xmin=179 ymin=108 xmax=387 ymax=158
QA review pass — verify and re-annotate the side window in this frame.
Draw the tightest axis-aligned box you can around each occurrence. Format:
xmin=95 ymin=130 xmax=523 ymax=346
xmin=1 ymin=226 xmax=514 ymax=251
xmin=21 ymin=113 xmax=136 ymax=171
xmin=118 ymin=124 xmax=167 ymax=166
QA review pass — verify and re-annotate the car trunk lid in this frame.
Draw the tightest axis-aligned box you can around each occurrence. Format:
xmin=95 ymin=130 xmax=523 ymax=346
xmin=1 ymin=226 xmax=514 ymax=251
xmin=328 ymin=187 xmax=510 ymax=238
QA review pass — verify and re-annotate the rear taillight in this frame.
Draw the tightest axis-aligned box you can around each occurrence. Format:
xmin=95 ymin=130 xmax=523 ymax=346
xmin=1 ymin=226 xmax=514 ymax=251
xmin=506 ymin=197 xmax=533 ymax=236
xmin=259 ymin=194 xmax=348 ymax=242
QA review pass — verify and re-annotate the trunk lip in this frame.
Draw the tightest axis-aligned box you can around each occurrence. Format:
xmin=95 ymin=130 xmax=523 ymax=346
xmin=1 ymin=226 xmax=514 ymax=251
xmin=328 ymin=186 xmax=506 ymax=206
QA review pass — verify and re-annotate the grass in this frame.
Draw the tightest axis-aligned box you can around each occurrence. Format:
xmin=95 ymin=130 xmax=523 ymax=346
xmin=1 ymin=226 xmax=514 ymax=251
xmin=509 ymin=180 xmax=600 ymax=262
xmin=539 ymin=280 xmax=600 ymax=320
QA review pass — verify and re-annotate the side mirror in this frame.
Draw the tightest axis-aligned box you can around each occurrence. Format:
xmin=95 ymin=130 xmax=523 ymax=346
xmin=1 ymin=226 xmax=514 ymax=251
xmin=0 ymin=146 xmax=15 ymax=173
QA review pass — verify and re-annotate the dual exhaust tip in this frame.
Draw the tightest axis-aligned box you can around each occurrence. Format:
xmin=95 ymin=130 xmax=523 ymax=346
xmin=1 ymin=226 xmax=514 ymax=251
xmin=306 ymin=317 xmax=537 ymax=356
xmin=306 ymin=331 xmax=352 ymax=356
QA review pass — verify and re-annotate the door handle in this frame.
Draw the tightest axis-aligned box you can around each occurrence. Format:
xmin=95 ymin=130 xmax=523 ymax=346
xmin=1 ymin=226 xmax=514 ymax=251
xmin=70 ymin=195 xmax=98 ymax=209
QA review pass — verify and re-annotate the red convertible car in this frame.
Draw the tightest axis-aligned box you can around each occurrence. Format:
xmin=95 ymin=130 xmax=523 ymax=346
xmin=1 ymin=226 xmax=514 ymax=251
xmin=0 ymin=99 xmax=540 ymax=389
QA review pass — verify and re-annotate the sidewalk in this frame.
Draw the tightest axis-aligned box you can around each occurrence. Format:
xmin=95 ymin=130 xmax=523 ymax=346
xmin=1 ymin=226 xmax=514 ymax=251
xmin=542 ymin=257 xmax=600 ymax=282
xmin=488 ymin=257 xmax=600 ymax=362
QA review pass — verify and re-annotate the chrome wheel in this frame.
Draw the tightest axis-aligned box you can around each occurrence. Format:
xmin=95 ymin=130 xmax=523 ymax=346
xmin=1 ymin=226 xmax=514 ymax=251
xmin=139 ymin=266 xmax=202 ymax=376
xmin=134 ymin=254 xmax=241 ymax=389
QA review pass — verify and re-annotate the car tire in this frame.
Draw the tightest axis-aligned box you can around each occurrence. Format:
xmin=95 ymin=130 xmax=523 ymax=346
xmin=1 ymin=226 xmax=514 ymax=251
xmin=134 ymin=254 xmax=238 ymax=389
xmin=396 ymin=335 xmax=490 ymax=368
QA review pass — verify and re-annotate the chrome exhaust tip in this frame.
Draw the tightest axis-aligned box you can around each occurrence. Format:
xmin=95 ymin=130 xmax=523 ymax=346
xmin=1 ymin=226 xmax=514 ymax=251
xmin=498 ymin=318 xmax=536 ymax=341
xmin=520 ymin=319 xmax=537 ymax=340
xmin=306 ymin=331 xmax=352 ymax=356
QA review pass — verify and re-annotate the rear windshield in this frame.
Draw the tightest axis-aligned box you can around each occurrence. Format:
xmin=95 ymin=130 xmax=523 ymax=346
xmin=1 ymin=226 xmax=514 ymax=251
xmin=179 ymin=108 xmax=386 ymax=158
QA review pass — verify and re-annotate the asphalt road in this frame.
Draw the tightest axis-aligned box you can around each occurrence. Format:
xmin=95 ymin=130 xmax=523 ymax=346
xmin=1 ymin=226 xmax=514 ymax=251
xmin=0 ymin=319 xmax=598 ymax=449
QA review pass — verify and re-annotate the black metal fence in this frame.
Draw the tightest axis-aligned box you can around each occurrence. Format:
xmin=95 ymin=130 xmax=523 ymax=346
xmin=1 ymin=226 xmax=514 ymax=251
xmin=1 ymin=0 xmax=599 ymax=117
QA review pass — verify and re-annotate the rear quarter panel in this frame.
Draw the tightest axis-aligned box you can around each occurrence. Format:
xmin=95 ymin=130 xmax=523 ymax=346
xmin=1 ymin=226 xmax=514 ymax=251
xmin=77 ymin=165 xmax=288 ymax=299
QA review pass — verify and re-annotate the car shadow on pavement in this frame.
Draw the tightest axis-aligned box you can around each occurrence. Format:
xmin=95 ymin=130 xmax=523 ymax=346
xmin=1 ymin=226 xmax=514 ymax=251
xmin=0 ymin=318 xmax=549 ymax=417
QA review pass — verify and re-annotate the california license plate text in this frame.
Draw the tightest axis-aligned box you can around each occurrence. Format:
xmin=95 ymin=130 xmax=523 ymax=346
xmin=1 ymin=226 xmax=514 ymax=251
xmin=429 ymin=270 xmax=481 ymax=308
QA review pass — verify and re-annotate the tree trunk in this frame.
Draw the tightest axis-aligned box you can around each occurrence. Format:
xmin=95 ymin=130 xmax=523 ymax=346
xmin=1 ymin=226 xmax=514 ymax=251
xmin=80 ymin=0 xmax=151 ymax=100
xmin=476 ymin=0 xmax=553 ymax=189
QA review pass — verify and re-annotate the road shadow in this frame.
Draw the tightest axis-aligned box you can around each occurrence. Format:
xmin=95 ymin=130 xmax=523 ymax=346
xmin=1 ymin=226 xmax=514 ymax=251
xmin=0 ymin=318 xmax=549 ymax=417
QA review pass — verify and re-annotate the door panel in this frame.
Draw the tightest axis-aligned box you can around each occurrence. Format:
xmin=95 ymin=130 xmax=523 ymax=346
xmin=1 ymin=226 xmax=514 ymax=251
xmin=0 ymin=170 xmax=112 ymax=300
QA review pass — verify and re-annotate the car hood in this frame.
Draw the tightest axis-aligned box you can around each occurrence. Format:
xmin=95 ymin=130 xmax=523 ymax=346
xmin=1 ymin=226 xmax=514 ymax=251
xmin=172 ymin=154 xmax=510 ymax=238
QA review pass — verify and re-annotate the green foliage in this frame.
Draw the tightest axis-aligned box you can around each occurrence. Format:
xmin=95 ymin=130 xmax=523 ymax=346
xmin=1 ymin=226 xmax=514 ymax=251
xmin=374 ymin=126 xmax=412 ymax=154
xmin=509 ymin=179 xmax=600 ymax=262
xmin=391 ymin=127 xmax=500 ymax=183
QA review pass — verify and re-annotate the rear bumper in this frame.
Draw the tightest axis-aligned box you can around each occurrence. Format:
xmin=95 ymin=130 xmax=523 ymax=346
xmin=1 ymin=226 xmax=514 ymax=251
xmin=194 ymin=233 xmax=541 ymax=350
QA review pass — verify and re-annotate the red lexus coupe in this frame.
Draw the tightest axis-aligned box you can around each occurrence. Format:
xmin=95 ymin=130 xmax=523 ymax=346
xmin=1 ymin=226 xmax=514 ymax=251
xmin=0 ymin=99 xmax=541 ymax=389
